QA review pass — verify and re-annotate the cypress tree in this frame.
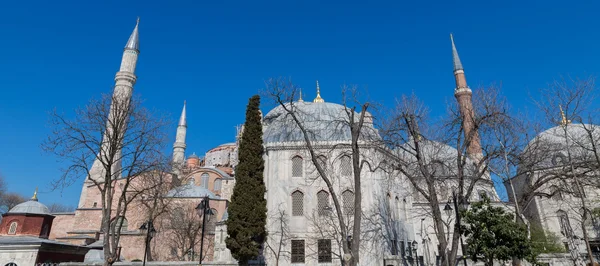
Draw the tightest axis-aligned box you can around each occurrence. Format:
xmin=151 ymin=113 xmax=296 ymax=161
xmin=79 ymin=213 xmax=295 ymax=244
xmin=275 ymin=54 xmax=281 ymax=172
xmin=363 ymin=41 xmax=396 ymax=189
xmin=226 ymin=95 xmax=267 ymax=264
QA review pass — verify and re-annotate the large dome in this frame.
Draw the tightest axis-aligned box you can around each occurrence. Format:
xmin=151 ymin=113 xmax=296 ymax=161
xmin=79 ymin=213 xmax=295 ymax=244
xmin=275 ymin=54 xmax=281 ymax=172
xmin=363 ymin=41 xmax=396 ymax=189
xmin=262 ymin=101 xmax=378 ymax=143
xmin=9 ymin=200 xmax=51 ymax=215
xmin=521 ymin=123 xmax=600 ymax=169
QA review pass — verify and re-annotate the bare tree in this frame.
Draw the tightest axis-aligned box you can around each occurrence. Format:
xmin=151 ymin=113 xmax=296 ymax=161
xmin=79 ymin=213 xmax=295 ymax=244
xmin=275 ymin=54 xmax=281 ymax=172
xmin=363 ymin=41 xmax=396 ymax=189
xmin=47 ymin=203 xmax=76 ymax=213
xmin=379 ymin=86 xmax=517 ymax=266
xmin=264 ymin=78 xmax=376 ymax=266
xmin=43 ymin=93 xmax=168 ymax=266
xmin=159 ymin=204 xmax=215 ymax=262
xmin=264 ymin=205 xmax=291 ymax=266
xmin=0 ymin=192 xmax=27 ymax=213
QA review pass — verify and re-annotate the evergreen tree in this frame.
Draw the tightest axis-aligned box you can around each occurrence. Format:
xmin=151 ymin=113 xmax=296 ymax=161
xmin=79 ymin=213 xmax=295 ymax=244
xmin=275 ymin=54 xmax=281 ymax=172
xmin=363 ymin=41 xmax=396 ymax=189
xmin=226 ymin=95 xmax=267 ymax=264
xmin=461 ymin=195 xmax=535 ymax=266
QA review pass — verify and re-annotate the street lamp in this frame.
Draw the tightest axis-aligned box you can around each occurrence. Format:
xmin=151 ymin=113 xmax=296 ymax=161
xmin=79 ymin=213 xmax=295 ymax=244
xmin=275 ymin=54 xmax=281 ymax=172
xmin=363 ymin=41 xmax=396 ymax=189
xmin=196 ymin=196 xmax=215 ymax=265
xmin=139 ymin=220 xmax=156 ymax=266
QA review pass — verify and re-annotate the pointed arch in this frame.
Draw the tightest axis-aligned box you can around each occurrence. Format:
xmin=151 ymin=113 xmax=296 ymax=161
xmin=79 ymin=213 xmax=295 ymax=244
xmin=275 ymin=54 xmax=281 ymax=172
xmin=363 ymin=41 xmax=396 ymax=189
xmin=317 ymin=190 xmax=330 ymax=216
xmin=292 ymin=190 xmax=304 ymax=216
xmin=214 ymin=178 xmax=222 ymax=191
xmin=7 ymin=221 xmax=17 ymax=235
xmin=292 ymin=155 xmax=303 ymax=177
xmin=339 ymin=155 xmax=352 ymax=177
xmin=201 ymin=173 xmax=209 ymax=188
xmin=342 ymin=190 xmax=354 ymax=216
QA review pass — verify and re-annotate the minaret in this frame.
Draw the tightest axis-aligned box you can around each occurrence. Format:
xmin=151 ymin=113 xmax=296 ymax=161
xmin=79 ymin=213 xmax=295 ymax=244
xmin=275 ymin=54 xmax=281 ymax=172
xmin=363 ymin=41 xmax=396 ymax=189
xmin=298 ymin=89 xmax=304 ymax=102
xmin=450 ymin=34 xmax=482 ymax=158
xmin=313 ymin=80 xmax=325 ymax=103
xmin=173 ymin=101 xmax=187 ymax=172
xmin=78 ymin=18 xmax=140 ymax=208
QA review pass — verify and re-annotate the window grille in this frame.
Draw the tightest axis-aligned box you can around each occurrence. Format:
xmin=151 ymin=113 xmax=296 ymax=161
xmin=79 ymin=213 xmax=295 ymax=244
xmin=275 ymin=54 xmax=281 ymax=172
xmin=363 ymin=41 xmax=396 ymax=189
xmin=291 ymin=239 xmax=305 ymax=263
xmin=318 ymin=239 xmax=332 ymax=262
xmin=201 ymin=173 xmax=209 ymax=188
xmin=292 ymin=156 xmax=303 ymax=177
xmin=317 ymin=190 xmax=329 ymax=216
xmin=8 ymin=222 xmax=17 ymax=235
xmin=214 ymin=179 xmax=222 ymax=191
xmin=340 ymin=155 xmax=352 ymax=177
xmin=342 ymin=190 xmax=354 ymax=216
xmin=292 ymin=191 xmax=304 ymax=216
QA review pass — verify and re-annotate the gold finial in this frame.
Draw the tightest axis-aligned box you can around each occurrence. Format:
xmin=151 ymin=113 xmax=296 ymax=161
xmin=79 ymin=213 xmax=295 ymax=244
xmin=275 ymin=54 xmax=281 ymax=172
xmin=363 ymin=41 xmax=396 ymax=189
xmin=313 ymin=80 xmax=324 ymax=103
xmin=31 ymin=187 xmax=38 ymax=201
xmin=559 ymin=105 xmax=571 ymax=126
xmin=298 ymin=89 xmax=304 ymax=102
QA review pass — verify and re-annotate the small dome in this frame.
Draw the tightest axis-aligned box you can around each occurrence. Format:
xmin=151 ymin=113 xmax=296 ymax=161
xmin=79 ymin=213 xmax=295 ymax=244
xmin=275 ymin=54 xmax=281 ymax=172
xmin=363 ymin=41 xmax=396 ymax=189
xmin=188 ymin=153 xmax=199 ymax=159
xmin=263 ymin=102 xmax=379 ymax=143
xmin=9 ymin=200 xmax=51 ymax=215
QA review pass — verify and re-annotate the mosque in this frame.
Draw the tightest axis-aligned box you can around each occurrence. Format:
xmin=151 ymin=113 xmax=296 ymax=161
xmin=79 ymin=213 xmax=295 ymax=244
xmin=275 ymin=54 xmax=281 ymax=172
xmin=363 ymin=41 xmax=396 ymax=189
xmin=0 ymin=19 xmax=597 ymax=266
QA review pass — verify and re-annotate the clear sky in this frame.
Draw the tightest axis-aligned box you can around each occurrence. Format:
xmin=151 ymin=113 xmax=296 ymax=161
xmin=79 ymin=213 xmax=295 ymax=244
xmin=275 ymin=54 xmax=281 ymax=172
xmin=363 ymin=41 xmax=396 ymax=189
xmin=0 ymin=0 xmax=599 ymax=206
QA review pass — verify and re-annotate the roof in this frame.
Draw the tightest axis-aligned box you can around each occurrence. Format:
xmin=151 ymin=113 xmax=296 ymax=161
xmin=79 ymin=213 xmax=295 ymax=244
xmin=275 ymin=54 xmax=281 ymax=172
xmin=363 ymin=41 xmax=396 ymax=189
xmin=263 ymin=101 xmax=379 ymax=143
xmin=166 ymin=183 xmax=220 ymax=199
xmin=0 ymin=236 xmax=85 ymax=248
xmin=8 ymin=200 xmax=51 ymax=215
xmin=124 ymin=18 xmax=139 ymax=51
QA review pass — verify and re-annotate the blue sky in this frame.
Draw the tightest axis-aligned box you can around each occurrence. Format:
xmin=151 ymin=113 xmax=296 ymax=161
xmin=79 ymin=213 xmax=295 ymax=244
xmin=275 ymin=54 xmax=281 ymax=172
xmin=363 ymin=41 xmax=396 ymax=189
xmin=0 ymin=0 xmax=599 ymax=206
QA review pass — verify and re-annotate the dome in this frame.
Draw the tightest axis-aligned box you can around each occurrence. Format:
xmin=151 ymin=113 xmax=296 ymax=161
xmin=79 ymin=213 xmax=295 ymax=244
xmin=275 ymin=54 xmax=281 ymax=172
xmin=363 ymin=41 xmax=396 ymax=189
xmin=9 ymin=200 xmax=51 ymax=215
xmin=166 ymin=183 xmax=219 ymax=199
xmin=188 ymin=153 xmax=199 ymax=159
xmin=521 ymin=123 xmax=600 ymax=169
xmin=263 ymin=101 xmax=379 ymax=143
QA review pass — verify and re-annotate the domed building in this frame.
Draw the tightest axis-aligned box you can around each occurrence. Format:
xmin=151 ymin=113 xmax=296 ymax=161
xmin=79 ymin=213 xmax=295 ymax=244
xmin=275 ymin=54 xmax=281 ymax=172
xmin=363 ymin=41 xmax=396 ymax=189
xmin=0 ymin=190 xmax=90 ymax=265
xmin=506 ymin=116 xmax=600 ymax=262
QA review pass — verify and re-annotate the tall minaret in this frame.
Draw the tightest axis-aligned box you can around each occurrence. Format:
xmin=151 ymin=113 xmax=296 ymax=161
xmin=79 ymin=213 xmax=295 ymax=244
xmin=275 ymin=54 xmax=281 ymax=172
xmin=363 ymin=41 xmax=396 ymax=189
xmin=78 ymin=19 xmax=140 ymax=208
xmin=450 ymin=34 xmax=482 ymax=158
xmin=173 ymin=101 xmax=187 ymax=171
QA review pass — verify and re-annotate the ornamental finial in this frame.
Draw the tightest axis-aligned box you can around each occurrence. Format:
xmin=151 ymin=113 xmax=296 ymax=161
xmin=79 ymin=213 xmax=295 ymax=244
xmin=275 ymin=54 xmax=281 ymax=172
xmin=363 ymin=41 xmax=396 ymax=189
xmin=298 ymin=89 xmax=304 ymax=102
xmin=313 ymin=80 xmax=324 ymax=103
xmin=559 ymin=105 xmax=571 ymax=126
xmin=31 ymin=187 xmax=38 ymax=201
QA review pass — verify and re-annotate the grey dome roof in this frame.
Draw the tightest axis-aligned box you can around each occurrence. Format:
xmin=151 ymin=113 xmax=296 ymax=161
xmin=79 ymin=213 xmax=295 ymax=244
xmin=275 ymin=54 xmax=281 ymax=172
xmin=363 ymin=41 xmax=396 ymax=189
xmin=263 ymin=102 xmax=379 ymax=143
xmin=166 ymin=183 xmax=220 ymax=199
xmin=188 ymin=153 xmax=199 ymax=159
xmin=521 ymin=123 xmax=600 ymax=169
xmin=9 ymin=200 xmax=50 ymax=215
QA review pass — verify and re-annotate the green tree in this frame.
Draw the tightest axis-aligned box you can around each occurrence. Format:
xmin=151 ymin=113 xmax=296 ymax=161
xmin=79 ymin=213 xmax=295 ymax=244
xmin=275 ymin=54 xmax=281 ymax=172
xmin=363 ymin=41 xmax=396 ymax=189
xmin=226 ymin=95 xmax=268 ymax=264
xmin=461 ymin=196 xmax=535 ymax=266
xmin=529 ymin=224 xmax=565 ymax=254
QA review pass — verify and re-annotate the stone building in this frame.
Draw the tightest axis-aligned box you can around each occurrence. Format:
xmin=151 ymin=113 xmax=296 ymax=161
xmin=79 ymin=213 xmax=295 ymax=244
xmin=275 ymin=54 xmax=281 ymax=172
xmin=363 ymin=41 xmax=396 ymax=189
xmin=0 ymin=191 xmax=89 ymax=265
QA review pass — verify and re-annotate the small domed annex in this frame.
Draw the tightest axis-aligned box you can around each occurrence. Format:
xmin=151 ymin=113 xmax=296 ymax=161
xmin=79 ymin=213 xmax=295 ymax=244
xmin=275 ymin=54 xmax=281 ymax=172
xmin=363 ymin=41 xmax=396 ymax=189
xmin=9 ymin=190 xmax=50 ymax=215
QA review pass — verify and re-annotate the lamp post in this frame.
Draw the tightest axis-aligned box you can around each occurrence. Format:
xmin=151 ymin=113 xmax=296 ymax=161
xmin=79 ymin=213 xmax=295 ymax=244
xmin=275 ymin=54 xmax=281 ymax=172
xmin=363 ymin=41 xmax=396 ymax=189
xmin=196 ymin=196 xmax=215 ymax=265
xmin=139 ymin=220 xmax=156 ymax=266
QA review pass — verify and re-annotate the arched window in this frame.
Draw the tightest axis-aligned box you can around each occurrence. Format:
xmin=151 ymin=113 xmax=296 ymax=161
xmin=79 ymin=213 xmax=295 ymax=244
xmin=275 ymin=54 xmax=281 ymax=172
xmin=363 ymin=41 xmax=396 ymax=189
xmin=7 ymin=222 xmax=17 ymax=235
xmin=292 ymin=191 xmax=304 ymax=216
xmin=340 ymin=155 xmax=352 ymax=177
xmin=557 ymin=210 xmax=572 ymax=237
xmin=188 ymin=177 xmax=195 ymax=186
xmin=342 ymin=190 xmax=354 ymax=216
xmin=317 ymin=190 xmax=330 ymax=216
xmin=439 ymin=183 xmax=449 ymax=201
xmin=5 ymin=263 xmax=17 ymax=266
xmin=113 ymin=216 xmax=128 ymax=232
xmin=201 ymin=173 xmax=209 ymax=188
xmin=550 ymin=185 xmax=563 ymax=201
xmin=395 ymin=197 xmax=402 ymax=220
xmin=386 ymin=193 xmax=394 ymax=218
xmin=214 ymin=178 xmax=222 ymax=191
xmin=478 ymin=190 xmax=488 ymax=200
xmin=292 ymin=156 xmax=303 ymax=177
xmin=429 ymin=161 xmax=447 ymax=177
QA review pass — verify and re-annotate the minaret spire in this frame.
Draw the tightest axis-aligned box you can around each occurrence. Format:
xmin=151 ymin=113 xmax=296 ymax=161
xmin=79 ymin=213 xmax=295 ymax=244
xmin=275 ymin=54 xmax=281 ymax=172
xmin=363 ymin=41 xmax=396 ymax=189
xmin=450 ymin=34 xmax=481 ymax=158
xmin=313 ymin=80 xmax=325 ymax=103
xmin=298 ymin=89 xmax=304 ymax=102
xmin=79 ymin=18 xmax=141 ymax=208
xmin=173 ymin=101 xmax=188 ymax=176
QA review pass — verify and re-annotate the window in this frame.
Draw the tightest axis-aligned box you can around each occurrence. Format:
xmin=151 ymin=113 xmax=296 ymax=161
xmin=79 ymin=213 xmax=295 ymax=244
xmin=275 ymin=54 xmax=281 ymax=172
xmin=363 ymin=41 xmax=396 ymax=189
xmin=188 ymin=177 xmax=195 ymax=186
xmin=5 ymin=263 xmax=17 ymax=266
xmin=317 ymin=190 xmax=330 ymax=216
xmin=478 ymin=190 xmax=487 ymax=200
xmin=93 ymin=202 xmax=97 ymax=208
xmin=318 ymin=239 xmax=332 ymax=262
xmin=292 ymin=191 xmax=304 ymax=216
xmin=201 ymin=173 xmax=209 ymax=188
xmin=558 ymin=210 xmax=572 ymax=238
xmin=340 ymin=155 xmax=352 ymax=177
xmin=291 ymin=239 xmax=305 ymax=263
xmin=113 ymin=216 xmax=128 ymax=232
xmin=439 ymin=184 xmax=449 ymax=202
xmin=214 ymin=178 xmax=222 ymax=191
xmin=342 ymin=190 xmax=354 ymax=216
xmin=8 ymin=222 xmax=17 ymax=235
xmin=292 ymin=156 xmax=303 ymax=177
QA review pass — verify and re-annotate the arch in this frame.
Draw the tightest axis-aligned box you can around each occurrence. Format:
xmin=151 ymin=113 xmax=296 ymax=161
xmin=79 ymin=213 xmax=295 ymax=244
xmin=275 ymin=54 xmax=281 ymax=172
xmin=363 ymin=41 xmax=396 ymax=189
xmin=550 ymin=185 xmax=563 ymax=200
xmin=317 ymin=190 xmax=330 ymax=216
xmin=557 ymin=210 xmax=572 ymax=237
xmin=395 ymin=196 xmax=403 ymax=220
xmin=188 ymin=177 xmax=195 ymax=186
xmin=214 ymin=178 xmax=222 ymax=191
xmin=292 ymin=156 xmax=303 ymax=177
xmin=386 ymin=193 xmax=394 ymax=218
xmin=478 ymin=190 xmax=488 ymax=200
xmin=292 ymin=190 xmax=304 ymax=216
xmin=439 ymin=183 xmax=449 ymax=201
xmin=342 ymin=190 xmax=354 ymax=216
xmin=5 ymin=263 xmax=17 ymax=266
xmin=113 ymin=216 xmax=128 ymax=232
xmin=7 ymin=221 xmax=17 ymax=235
xmin=201 ymin=173 xmax=209 ymax=188
xmin=339 ymin=155 xmax=352 ymax=177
